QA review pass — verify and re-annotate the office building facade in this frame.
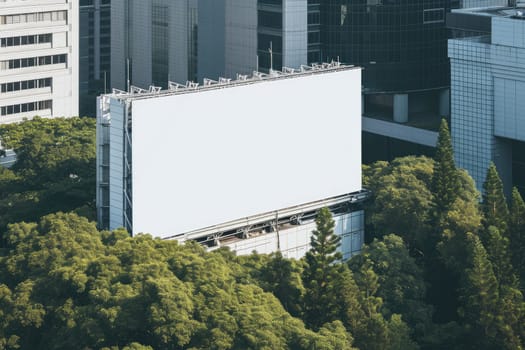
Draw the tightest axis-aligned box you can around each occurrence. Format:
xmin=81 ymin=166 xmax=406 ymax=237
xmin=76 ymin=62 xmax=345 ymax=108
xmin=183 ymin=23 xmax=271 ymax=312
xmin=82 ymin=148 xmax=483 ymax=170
xmin=319 ymin=0 xmax=453 ymax=126
xmin=322 ymin=0 xmax=511 ymax=162
xmin=257 ymin=0 xmax=309 ymax=72
xmin=449 ymin=5 xmax=525 ymax=194
xmin=111 ymin=0 xmax=317 ymax=90
xmin=197 ymin=0 xmax=257 ymax=81
xmin=0 ymin=0 xmax=78 ymax=124
xmin=111 ymin=0 xmax=198 ymax=90
xmin=79 ymin=0 xmax=111 ymax=117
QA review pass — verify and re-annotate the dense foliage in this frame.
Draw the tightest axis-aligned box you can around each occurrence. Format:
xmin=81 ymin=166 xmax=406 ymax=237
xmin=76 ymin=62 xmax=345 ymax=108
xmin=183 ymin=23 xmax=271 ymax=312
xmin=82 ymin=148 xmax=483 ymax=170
xmin=0 ymin=213 xmax=358 ymax=349
xmin=0 ymin=117 xmax=96 ymax=235
xmin=363 ymin=120 xmax=525 ymax=349
xmin=0 ymin=118 xmax=524 ymax=349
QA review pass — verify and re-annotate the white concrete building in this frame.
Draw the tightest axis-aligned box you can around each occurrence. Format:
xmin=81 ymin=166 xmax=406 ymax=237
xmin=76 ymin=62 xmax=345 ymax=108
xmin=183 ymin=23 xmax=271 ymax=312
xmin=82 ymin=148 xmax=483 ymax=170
xmin=0 ymin=0 xmax=78 ymax=124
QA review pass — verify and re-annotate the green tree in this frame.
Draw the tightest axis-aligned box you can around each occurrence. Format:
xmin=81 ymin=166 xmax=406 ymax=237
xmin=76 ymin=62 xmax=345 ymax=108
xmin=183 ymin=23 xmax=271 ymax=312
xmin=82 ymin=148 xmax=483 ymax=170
xmin=458 ymin=233 xmax=500 ymax=349
xmin=431 ymin=119 xmax=461 ymax=230
xmin=483 ymin=226 xmax=517 ymax=288
xmin=302 ymin=207 xmax=342 ymax=329
xmin=496 ymin=286 xmax=525 ymax=350
xmin=426 ymin=121 xmax=466 ymax=324
xmin=350 ymin=265 xmax=417 ymax=350
xmin=300 ymin=208 xmax=365 ymax=346
xmin=509 ymin=187 xmax=525 ymax=286
xmin=316 ymin=321 xmax=357 ymax=350
xmin=386 ymin=314 xmax=419 ymax=350
xmin=350 ymin=265 xmax=388 ymax=350
xmin=259 ymin=251 xmax=304 ymax=317
xmin=349 ymin=234 xmax=432 ymax=338
xmin=0 ymin=213 xmax=353 ymax=350
xmin=0 ymin=117 xmax=96 ymax=236
xmin=363 ymin=157 xmax=433 ymax=253
xmin=429 ymin=169 xmax=481 ymax=324
xmin=331 ymin=264 xmax=366 ymax=346
xmin=457 ymin=232 xmax=524 ymax=350
xmin=482 ymin=163 xmax=510 ymax=234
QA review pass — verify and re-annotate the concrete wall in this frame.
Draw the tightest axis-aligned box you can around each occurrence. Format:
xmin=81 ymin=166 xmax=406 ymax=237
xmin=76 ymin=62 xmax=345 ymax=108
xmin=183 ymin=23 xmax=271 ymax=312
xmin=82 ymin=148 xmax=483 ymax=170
xmin=0 ymin=0 xmax=78 ymax=123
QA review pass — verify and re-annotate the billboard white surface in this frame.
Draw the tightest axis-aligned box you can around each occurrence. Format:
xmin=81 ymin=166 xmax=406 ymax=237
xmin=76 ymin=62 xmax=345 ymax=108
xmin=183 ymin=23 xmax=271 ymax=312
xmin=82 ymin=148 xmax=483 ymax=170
xmin=131 ymin=68 xmax=361 ymax=237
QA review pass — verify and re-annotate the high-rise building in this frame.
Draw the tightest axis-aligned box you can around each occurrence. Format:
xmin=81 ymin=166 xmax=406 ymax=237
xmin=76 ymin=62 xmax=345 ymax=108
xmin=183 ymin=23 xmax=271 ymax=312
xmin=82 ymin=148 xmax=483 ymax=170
xmin=197 ymin=0 xmax=257 ymax=81
xmin=321 ymin=1 xmax=454 ymax=123
xmin=308 ymin=0 xmax=511 ymax=163
xmin=0 ymin=0 xmax=79 ymax=124
xmin=449 ymin=4 xmax=525 ymax=194
xmin=111 ymin=0 xmax=203 ymax=90
xmin=110 ymin=0 xmax=315 ymax=90
xmin=79 ymin=0 xmax=111 ymax=117
xmin=257 ymin=0 xmax=308 ymax=72
xmin=317 ymin=1 xmax=453 ymax=162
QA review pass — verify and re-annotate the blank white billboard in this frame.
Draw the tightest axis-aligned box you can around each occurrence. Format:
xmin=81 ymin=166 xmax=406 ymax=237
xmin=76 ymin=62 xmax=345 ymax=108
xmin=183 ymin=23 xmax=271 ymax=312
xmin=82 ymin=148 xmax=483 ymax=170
xmin=131 ymin=68 xmax=362 ymax=237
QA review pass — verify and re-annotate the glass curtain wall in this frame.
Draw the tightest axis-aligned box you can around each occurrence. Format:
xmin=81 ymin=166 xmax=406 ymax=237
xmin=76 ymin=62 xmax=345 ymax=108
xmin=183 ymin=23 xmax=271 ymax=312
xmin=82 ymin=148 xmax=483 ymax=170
xmin=258 ymin=0 xmax=284 ymax=71
xmin=79 ymin=0 xmax=111 ymax=117
xmin=188 ymin=5 xmax=198 ymax=82
xmin=152 ymin=0 xmax=169 ymax=87
xmin=320 ymin=0 xmax=451 ymax=93
xmin=308 ymin=0 xmax=321 ymax=63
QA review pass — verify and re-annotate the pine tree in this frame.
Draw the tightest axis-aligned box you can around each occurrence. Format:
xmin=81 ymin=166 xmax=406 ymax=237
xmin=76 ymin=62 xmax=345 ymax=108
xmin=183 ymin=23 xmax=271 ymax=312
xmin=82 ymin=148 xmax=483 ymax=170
xmin=495 ymin=285 xmax=525 ymax=350
xmin=431 ymin=119 xmax=461 ymax=223
xmin=427 ymin=120 xmax=462 ymax=321
xmin=302 ymin=207 xmax=342 ymax=329
xmin=483 ymin=226 xmax=517 ymax=288
xmin=308 ymin=207 xmax=342 ymax=264
xmin=509 ymin=187 xmax=525 ymax=286
xmin=482 ymin=163 xmax=509 ymax=234
xmin=458 ymin=233 xmax=500 ymax=349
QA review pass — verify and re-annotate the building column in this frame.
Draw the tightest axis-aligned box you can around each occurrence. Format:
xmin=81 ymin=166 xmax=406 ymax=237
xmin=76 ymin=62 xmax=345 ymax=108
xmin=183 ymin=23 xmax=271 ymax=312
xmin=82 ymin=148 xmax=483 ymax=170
xmin=439 ymin=88 xmax=450 ymax=117
xmin=393 ymin=94 xmax=408 ymax=123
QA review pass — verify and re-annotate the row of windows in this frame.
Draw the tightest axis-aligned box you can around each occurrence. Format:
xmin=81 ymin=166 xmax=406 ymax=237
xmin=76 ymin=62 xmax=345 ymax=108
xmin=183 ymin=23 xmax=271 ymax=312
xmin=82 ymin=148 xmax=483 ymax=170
xmin=423 ymin=8 xmax=445 ymax=24
xmin=1 ymin=100 xmax=52 ymax=116
xmin=1 ymin=34 xmax=52 ymax=48
xmin=80 ymin=0 xmax=111 ymax=6
xmin=0 ymin=11 xmax=67 ymax=25
xmin=0 ymin=54 xmax=66 ymax=70
xmin=1 ymin=78 xmax=52 ymax=93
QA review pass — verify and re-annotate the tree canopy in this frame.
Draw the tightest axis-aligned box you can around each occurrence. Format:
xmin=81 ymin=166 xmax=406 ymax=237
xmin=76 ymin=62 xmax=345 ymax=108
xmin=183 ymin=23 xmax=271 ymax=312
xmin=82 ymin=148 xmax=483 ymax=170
xmin=0 ymin=117 xmax=96 ymax=236
xmin=0 ymin=213 xmax=359 ymax=350
xmin=0 ymin=118 xmax=523 ymax=350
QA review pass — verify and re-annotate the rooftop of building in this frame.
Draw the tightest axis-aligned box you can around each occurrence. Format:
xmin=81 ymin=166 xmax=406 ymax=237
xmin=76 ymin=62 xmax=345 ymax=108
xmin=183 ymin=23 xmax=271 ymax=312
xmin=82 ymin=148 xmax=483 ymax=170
xmin=102 ymin=62 xmax=360 ymax=102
